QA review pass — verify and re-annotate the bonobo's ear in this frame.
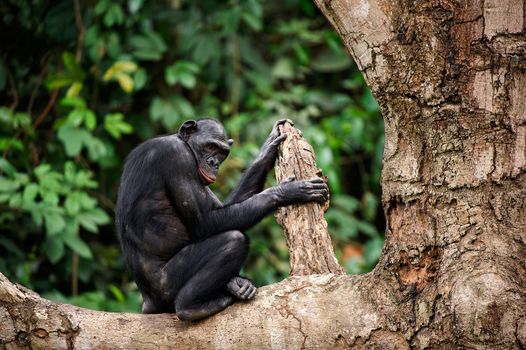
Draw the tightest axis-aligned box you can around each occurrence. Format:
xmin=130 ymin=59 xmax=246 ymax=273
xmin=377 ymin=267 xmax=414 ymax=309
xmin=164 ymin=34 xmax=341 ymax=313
xmin=179 ymin=120 xmax=197 ymax=141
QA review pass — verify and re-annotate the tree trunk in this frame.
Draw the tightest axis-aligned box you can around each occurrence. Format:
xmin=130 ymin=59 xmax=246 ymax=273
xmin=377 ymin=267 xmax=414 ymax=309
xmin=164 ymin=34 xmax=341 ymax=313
xmin=1 ymin=1 xmax=526 ymax=349
xmin=312 ymin=0 xmax=526 ymax=348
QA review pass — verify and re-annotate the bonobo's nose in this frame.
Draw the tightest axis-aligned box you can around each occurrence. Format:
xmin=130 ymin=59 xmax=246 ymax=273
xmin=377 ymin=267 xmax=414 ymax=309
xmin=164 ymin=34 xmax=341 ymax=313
xmin=207 ymin=158 xmax=219 ymax=168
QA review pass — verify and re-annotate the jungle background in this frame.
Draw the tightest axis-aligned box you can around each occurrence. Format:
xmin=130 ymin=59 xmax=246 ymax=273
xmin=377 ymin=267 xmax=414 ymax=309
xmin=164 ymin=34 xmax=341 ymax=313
xmin=0 ymin=0 xmax=384 ymax=312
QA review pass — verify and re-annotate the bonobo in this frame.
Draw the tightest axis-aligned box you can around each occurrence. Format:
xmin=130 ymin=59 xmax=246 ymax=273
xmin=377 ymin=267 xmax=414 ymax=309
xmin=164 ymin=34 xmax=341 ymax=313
xmin=116 ymin=118 xmax=328 ymax=321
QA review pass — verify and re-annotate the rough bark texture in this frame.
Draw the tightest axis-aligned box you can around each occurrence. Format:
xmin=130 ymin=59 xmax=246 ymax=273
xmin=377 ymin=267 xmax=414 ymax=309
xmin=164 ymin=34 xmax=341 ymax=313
xmin=1 ymin=1 xmax=526 ymax=349
xmin=313 ymin=0 xmax=526 ymax=348
xmin=274 ymin=122 xmax=344 ymax=276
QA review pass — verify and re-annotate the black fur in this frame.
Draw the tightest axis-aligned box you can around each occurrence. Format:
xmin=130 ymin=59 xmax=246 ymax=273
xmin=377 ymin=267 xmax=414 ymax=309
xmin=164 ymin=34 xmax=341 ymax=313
xmin=116 ymin=119 xmax=329 ymax=321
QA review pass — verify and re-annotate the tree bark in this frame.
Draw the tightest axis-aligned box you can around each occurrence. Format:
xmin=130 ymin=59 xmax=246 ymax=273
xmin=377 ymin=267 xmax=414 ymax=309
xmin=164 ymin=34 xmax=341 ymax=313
xmin=1 ymin=1 xmax=526 ymax=349
xmin=312 ymin=0 xmax=526 ymax=348
xmin=274 ymin=122 xmax=344 ymax=276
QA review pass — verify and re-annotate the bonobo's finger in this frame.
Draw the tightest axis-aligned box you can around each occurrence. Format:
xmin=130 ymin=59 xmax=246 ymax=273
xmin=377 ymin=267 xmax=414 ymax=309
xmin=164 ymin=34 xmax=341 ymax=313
xmin=306 ymin=182 xmax=328 ymax=189
xmin=311 ymin=191 xmax=329 ymax=203
xmin=270 ymin=133 xmax=287 ymax=147
xmin=238 ymin=282 xmax=251 ymax=296
xmin=242 ymin=285 xmax=256 ymax=299
xmin=240 ymin=286 xmax=252 ymax=299
xmin=247 ymin=286 xmax=257 ymax=299
xmin=274 ymin=118 xmax=294 ymax=129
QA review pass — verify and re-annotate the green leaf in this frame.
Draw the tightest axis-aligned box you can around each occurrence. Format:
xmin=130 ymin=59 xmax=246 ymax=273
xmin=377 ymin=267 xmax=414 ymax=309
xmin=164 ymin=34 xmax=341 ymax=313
xmin=64 ymin=161 xmax=76 ymax=183
xmin=272 ymin=59 xmax=294 ymax=79
xmin=46 ymin=74 xmax=76 ymax=89
xmin=85 ymin=136 xmax=108 ymax=161
xmin=57 ymin=124 xmax=87 ymax=156
xmin=179 ymin=73 xmax=196 ymax=89
xmin=94 ymin=0 xmax=109 ymax=15
xmin=103 ymin=60 xmax=138 ymax=93
xmin=84 ymin=110 xmax=97 ymax=130
xmin=0 ymin=177 xmax=20 ymax=192
xmin=62 ymin=52 xmax=77 ymax=73
xmin=73 ymin=170 xmax=97 ymax=189
xmin=0 ymin=138 xmax=24 ymax=152
xmin=192 ymin=34 xmax=220 ymax=65
xmin=165 ymin=62 xmax=199 ymax=88
xmin=103 ymin=3 xmax=124 ymax=27
xmin=60 ymin=97 xmax=86 ymax=109
xmin=104 ymin=113 xmax=133 ymax=139
xmin=115 ymin=73 xmax=134 ymax=93
xmin=0 ymin=159 xmax=17 ymax=177
xmin=362 ymin=191 xmax=379 ymax=221
xmin=66 ymin=82 xmax=83 ymax=98
xmin=41 ymin=190 xmax=59 ymax=205
xmin=34 ymin=164 xmax=51 ymax=178
xmin=364 ymin=237 xmax=384 ymax=266
xmin=134 ymin=68 xmax=147 ymax=90
xmin=63 ymin=234 xmax=93 ymax=259
xmin=67 ymin=108 xmax=85 ymax=126
xmin=58 ymin=126 xmax=83 ymax=156
xmin=355 ymin=220 xmax=378 ymax=238
xmin=44 ymin=211 xmax=66 ymax=235
xmin=109 ymin=284 xmax=125 ymax=302
xmin=128 ymin=0 xmax=143 ymax=13
xmin=62 ymin=52 xmax=84 ymax=80
xmin=8 ymin=193 xmax=22 ymax=207
xmin=78 ymin=208 xmax=110 ymax=233
xmin=78 ymin=193 xmax=97 ymax=209
xmin=43 ymin=236 xmax=65 ymax=263
xmin=65 ymin=192 xmax=82 ymax=215
xmin=130 ymin=30 xmax=167 ymax=61
xmin=22 ymin=183 xmax=39 ymax=204
xmin=242 ymin=12 xmax=262 ymax=31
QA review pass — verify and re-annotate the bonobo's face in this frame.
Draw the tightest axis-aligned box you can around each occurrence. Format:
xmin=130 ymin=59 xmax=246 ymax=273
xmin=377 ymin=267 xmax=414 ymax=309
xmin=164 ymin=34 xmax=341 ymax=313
xmin=186 ymin=119 xmax=233 ymax=185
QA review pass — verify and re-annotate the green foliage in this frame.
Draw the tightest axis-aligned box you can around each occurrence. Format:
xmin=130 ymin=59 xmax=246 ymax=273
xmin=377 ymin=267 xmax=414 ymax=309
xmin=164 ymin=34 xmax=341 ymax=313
xmin=0 ymin=0 xmax=384 ymax=311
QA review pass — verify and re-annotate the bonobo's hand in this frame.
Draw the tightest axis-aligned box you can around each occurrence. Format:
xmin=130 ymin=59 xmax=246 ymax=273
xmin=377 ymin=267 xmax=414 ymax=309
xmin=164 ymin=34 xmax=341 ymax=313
xmin=257 ymin=119 xmax=294 ymax=168
xmin=274 ymin=176 xmax=329 ymax=205
xmin=227 ymin=276 xmax=257 ymax=300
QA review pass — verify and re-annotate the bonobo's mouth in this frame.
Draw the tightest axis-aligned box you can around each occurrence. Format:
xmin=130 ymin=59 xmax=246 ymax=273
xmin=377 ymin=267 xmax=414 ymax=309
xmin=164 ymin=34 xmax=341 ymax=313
xmin=199 ymin=167 xmax=216 ymax=184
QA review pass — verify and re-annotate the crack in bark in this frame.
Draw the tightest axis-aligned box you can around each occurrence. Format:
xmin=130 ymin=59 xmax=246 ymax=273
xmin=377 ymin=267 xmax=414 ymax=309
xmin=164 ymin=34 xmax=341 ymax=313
xmin=59 ymin=312 xmax=80 ymax=350
xmin=276 ymin=295 xmax=307 ymax=350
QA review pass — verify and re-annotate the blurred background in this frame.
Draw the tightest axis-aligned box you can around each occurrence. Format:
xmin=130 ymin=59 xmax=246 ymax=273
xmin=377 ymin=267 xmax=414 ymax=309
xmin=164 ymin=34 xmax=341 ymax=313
xmin=0 ymin=0 xmax=384 ymax=312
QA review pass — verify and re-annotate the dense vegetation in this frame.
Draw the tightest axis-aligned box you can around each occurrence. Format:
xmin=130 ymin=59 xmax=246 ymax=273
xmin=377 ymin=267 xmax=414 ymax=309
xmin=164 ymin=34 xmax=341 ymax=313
xmin=0 ymin=0 xmax=384 ymax=312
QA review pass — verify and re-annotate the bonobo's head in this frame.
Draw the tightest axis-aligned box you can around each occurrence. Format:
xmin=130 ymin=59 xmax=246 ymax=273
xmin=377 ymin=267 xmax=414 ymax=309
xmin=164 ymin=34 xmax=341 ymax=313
xmin=178 ymin=119 xmax=234 ymax=185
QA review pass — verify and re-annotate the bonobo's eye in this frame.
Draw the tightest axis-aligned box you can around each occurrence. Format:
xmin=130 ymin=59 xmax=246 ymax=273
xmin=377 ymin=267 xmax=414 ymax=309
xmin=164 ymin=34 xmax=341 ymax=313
xmin=204 ymin=144 xmax=217 ymax=154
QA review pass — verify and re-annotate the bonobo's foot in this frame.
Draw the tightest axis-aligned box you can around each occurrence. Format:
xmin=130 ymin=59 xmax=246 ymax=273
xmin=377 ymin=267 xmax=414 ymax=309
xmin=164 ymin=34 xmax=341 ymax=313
xmin=227 ymin=276 xmax=257 ymax=300
xmin=176 ymin=294 xmax=235 ymax=321
xmin=141 ymin=296 xmax=159 ymax=314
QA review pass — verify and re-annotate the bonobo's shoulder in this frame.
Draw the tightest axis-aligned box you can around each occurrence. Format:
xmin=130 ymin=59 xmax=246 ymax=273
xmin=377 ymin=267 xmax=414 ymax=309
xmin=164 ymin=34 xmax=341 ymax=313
xmin=136 ymin=134 xmax=182 ymax=151
xmin=126 ymin=134 xmax=182 ymax=162
xmin=152 ymin=134 xmax=181 ymax=145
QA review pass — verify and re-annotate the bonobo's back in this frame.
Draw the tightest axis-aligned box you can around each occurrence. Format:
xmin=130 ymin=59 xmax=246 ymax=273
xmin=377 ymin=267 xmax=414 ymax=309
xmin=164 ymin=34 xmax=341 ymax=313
xmin=116 ymin=135 xmax=178 ymax=238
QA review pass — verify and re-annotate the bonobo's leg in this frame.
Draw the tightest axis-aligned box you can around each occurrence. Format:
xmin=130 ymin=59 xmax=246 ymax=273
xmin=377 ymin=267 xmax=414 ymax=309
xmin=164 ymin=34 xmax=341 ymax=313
xmin=164 ymin=230 xmax=249 ymax=321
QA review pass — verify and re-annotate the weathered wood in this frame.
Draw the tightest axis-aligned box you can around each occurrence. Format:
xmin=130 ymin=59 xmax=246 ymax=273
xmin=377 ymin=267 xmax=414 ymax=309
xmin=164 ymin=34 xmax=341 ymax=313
xmin=274 ymin=122 xmax=344 ymax=276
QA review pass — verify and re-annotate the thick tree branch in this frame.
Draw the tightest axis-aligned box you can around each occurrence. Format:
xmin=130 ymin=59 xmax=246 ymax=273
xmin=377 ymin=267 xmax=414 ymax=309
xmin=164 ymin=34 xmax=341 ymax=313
xmin=0 ymin=271 xmax=402 ymax=349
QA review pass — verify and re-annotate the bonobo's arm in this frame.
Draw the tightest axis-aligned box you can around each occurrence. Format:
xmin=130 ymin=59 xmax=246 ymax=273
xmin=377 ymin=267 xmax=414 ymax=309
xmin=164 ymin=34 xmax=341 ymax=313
xmin=223 ymin=119 xmax=291 ymax=206
xmin=182 ymin=177 xmax=328 ymax=238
